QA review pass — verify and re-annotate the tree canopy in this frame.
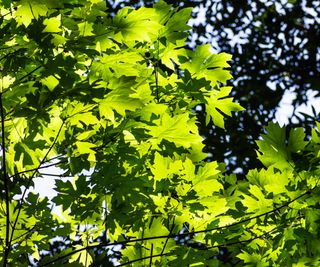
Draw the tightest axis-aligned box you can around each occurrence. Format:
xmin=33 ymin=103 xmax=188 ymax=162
xmin=106 ymin=0 xmax=320 ymax=175
xmin=0 ymin=0 xmax=320 ymax=266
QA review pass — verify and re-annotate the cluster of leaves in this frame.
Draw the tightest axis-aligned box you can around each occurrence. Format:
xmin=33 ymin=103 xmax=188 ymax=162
xmin=0 ymin=0 xmax=320 ymax=266
xmin=106 ymin=0 xmax=320 ymax=175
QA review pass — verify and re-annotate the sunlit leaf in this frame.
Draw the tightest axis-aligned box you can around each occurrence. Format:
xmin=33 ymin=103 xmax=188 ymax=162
xmin=146 ymin=113 xmax=203 ymax=148
xmin=205 ymin=87 xmax=244 ymax=128
xmin=43 ymin=15 xmax=61 ymax=33
xmin=15 ymin=0 xmax=48 ymax=26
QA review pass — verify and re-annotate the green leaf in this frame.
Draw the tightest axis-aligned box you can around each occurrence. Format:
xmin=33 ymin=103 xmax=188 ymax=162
xmin=196 ymin=196 xmax=229 ymax=218
xmin=246 ymin=167 xmax=290 ymax=195
xmin=75 ymin=141 xmax=96 ymax=161
xmin=151 ymin=152 xmax=183 ymax=181
xmin=41 ymin=75 xmax=59 ymax=91
xmin=242 ymin=185 xmax=274 ymax=213
xmin=97 ymin=89 xmax=143 ymax=122
xmin=180 ymin=45 xmax=233 ymax=85
xmin=15 ymin=0 xmax=48 ymax=27
xmin=193 ymin=179 xmax=223 ymax=197
xmin=288 ymin=127 xmax=307 ymax=152
xmin=205 ymin=87 xmax=244 ymax=128
xmin=0 ymin=75 xmax=15 ymax=92
xmin=137 ymin=102 xmax=168 ymax=121
xmin=193 ymin=161 xmax=222 ymax=196
xmin=70 ymin=245 xmax=93 ymax=266
xmin=159 ymin=6 xmax=192 ymax=43
xmin=237 ymin=251 xmax=263 ymax=265
xmin=146 ymin=113 xmax=203 ymax=148
xmin=256 ymin=122 xmax=289 ymax=169
xmin=256 ymin=122 xmax=307 ymax=170
xmin=111 ymin=7 xmax=163 ymax=43
xmin=90 ymin=52 xmax=145 ymax=81
xmin=78 ymin=21 xmax=94 ymax=36
xmin=43 ymin=15 xmax=61 ymax=33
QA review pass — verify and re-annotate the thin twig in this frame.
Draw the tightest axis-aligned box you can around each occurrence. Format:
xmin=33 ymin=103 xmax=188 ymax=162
xmin=154 ymin=38 xmax=160 ymax=102
xmin=149 ymin=243 xmax=153 ymax=267
xmin=16 ymin=66 xmax=42 ymax=83
xmin=117 ymin=225 xmax=279 ymax=266
xmin=0 ymin=11 xmax=11 ymax=19
xmin=38 ymin=172 xmax=86 ymax=178
xmin=117 ymin=252 xmax=169 ymax=267
xmin=0 ymin=93 xmax=10 ymax=267
xmin=1 ymin=65 xmax=42 ymax=94
xmin=8 ymin=160 xmax=67 ymax=179
xmin=8 ymin=122 xmax=65 ymax=255
xmin=160 ymin=217 xmax=175 ymax=255
xmin=38 ymin=185 xmax=314 ymax=266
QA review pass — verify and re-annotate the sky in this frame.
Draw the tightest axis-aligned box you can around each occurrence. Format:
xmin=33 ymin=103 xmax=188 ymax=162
xmin=275 ymin=89 xmax=320 ymax=125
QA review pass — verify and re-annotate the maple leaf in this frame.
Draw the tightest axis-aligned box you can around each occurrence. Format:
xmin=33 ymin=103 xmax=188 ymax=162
xmin=256 ymin=122 xmax=307 ymax=170
xmin=180 ymin=45 xmax=233 ymax=85
xmin=146 ymin=113 xmax=203 ymax=148
xmin=205 ymin=86 xmax=244 ymax=128
xmin=97 ymin=89 xmax=143 ymax=122
xmin=42 ymin=15 xmax=61 ymax=33
xmin=15 ymin=0 xmax=48 ymax=27
xmin=111 ymin=7 xmax=163 ymax=43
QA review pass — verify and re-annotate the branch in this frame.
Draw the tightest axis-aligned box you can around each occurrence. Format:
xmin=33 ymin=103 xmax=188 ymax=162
xmin=116 ymin=252 xmax=170 ymax=267
xmin=149 ymin=243 xmax=153 ymax=267
xmin=38 ymin=172 xmax=80 ymax=178
xmin=160 ymin=217 xmax=175 ymax=256
xmin=154 ymin=38 xmax=160 ymax=102
xmin=1 ymin=65 xmax=43 ymax=94
xmin=0 ymin=11 xmax=11 ymax=19
xmin=0 ymin=93 xmax=10 ymax=267
xmin=8 ymin=160 xmax=67 ymax=179
xmin=16 ymin=66 xmax=42 ymax=83
xmin=0 ymin=52 xmax=15 ymax=62
xmin=8 ymin=122 xmax=65 ymax=256
xmin=11 ymin=225 xmax=36 ymax=243
xmin=116 ymin=226 xmax=279 ymax=266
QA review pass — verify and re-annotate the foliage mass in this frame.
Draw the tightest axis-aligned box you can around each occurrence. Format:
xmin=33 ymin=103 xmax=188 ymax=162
xmin=0 ymin=1 xmax=319 ymax=266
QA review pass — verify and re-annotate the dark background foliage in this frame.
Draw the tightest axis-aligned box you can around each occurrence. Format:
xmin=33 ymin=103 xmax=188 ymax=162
xmin=106 ymin=0 xmax=320 ymax=176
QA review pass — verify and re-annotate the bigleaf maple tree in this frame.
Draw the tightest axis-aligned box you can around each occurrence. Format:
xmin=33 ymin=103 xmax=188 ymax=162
xmin=0 ymin=0 xmax=319 ymax=266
